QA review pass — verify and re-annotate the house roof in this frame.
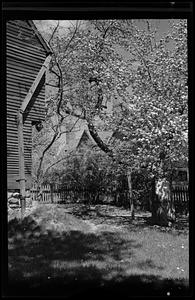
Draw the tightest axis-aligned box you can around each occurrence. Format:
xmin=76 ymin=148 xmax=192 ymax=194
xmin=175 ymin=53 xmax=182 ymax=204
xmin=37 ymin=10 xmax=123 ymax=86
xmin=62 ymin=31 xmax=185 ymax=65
xmin=28 ymin=20 xmax=52 ymax=55
xmin=67 ymin=128 xmax=113 ymax=151
xmin=56 ymin=127 xmax=113 ymax=156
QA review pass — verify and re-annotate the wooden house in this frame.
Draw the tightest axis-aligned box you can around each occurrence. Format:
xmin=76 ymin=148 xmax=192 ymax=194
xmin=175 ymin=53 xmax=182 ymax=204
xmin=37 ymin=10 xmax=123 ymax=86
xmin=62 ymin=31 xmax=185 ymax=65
xmin=6 ymin=20 xmax=52 ymax=193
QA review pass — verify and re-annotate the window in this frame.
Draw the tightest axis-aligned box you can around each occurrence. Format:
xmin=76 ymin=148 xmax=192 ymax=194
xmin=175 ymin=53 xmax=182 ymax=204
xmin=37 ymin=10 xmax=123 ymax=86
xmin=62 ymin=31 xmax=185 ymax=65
xmin=172 ymin=169 xmax=188 ymax=182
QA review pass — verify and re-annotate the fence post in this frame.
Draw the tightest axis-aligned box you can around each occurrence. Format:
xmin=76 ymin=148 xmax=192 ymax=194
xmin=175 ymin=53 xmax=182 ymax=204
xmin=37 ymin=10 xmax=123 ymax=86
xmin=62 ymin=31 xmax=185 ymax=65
xmin=50 ymin=184 xmax=53 ymax=203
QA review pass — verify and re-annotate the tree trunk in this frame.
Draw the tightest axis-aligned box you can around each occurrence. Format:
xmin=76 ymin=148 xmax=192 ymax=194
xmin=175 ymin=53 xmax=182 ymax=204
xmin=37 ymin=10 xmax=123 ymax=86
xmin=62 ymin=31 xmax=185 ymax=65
xmin=151 ymin=177 xmax=174 ymax=226
xmin=127 ymin=170 xmax=135 ymax=220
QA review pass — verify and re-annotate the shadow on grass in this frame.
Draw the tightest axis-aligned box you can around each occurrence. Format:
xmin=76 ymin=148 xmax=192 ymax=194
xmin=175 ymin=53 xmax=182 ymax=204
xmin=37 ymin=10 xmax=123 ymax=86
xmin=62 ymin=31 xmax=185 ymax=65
xmin=7 ymin=273 xmax=190 ymax=298
xmin=68 ymin=204 xmax=189 ymax=233
xmin=7 ymin=215 xmax=189 ymax=297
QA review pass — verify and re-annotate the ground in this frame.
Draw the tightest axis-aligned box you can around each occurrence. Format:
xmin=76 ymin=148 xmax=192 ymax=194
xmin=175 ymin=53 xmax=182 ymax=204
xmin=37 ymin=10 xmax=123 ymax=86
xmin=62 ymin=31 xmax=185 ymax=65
xmin=7 ymin=203 xmax=189 ymax=297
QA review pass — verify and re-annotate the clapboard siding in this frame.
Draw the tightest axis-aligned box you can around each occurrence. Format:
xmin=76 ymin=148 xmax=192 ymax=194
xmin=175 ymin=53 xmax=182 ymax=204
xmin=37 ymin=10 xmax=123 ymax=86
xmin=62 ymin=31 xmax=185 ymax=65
xmin=6 ymin=36 xmax=47 ymax=54
xmin=7 ymin=60 xmax=41 ymax=73
xmin=7 ymin=53 xmax=45 ymax=67
xmin=7 ymin=45 xmax=46 ymax=61
xmin=7 ymin=21 xmax=47 ymax=52
xmin=7 ymin=174 xmax=32 ymax=190
xmin=7 ymin=118 xmax=33 ymax=177
xmin=6 ymin=59 xmax=46 ymax=121
xmin=7 ymin=20 xmax=50 ymax=190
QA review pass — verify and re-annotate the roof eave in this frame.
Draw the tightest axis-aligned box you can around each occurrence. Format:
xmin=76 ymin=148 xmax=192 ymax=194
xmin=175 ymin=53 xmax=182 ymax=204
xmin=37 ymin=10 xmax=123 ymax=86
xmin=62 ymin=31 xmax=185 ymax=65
xmin=28 ymin=20 xmax=52 ymax=55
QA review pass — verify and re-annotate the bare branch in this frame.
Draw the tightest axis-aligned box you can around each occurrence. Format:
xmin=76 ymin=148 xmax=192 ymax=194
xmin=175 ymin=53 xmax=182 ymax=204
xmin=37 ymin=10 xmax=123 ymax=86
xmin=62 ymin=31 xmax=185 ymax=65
xmin=46 ymin=82 xmax=59 ymax=88
xmin=102 ymin=20 xmax=114 ymax=39
xmin=59 ymin=22 xmax=80 ymax=64
xmin=130 ymin=38 xmax=160 ymax=94
xmin=49 ymin=42 xmax=64 ymax=118
xmin=49 ymin=67 xmax=61 ymax=79
xmin=64 ymin=108 xmax=86 ymax=120
xmin=67 ymin=117 xmax=80 ymax=132
xmin=146 ymin=20 xmax=154 ymax=52
xmin=36 ymin=115 xmax=65 ymax=181
xmin=48 ymin=20 xmax=60 ymax=45
xmin=44 ymin=156 xmax=69 ymax=174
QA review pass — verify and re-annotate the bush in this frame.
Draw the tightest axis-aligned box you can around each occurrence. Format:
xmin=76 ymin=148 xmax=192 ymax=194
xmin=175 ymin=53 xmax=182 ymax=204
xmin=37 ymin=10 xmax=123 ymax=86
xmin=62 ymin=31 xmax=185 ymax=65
xmin=43 ymin=148 xmax=153 ymax=210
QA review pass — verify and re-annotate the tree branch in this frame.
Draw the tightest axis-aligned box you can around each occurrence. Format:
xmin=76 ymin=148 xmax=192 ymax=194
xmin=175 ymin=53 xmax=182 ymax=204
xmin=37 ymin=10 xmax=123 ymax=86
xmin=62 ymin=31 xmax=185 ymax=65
xmin=36 ymin=129 xmax=59 ymax=183
xmin=46 ymin=82 xmax=59 ymax=88
xmin=48 ymin=20 xmax=60 ymax=45
xmin=49 ymin=67 xmax=61 ymax=79
xmin=146 ymin=20 xmax=154 ymax=52
xmin=64 ymin=108 xmax=86 ymax=120
xmin=59 ymin=20 xmax=80 ymax=63
xmin=87 ymin=121 xmax=113 ymax=157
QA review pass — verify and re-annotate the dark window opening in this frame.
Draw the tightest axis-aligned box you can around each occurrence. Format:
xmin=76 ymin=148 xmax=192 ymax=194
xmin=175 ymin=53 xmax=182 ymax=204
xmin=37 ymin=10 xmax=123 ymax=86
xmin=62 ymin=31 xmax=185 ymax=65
xmin=32 ymin=120 xmax=43 ymax=132
xmin=172 ymin=169 xmax=188 ymax=182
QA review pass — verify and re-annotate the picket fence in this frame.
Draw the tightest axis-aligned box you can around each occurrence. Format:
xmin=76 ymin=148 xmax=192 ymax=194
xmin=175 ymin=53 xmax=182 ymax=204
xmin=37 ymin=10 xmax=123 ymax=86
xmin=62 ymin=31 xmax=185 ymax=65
xmin=31 ymin=184 xmax=61 ymax=203
xmin=31 ymin=183 xmax=189 ymax=212
xmin=172 ymin=185 xmax=189 ymax=203
xmin=171 ymin=185 xmax=189 ymax=214
xmin=30 ymin=184 xmax=97 ymax=203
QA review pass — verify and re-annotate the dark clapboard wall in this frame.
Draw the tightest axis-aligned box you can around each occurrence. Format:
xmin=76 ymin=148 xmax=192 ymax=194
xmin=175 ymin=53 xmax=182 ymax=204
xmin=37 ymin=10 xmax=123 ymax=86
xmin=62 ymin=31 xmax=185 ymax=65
xmin=7 ymin=20 xmax=50 ymax=190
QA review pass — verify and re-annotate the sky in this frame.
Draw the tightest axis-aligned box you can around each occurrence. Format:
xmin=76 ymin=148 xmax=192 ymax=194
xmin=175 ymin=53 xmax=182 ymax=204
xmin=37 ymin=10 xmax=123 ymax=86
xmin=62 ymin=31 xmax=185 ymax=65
xmin=34 ymin=19 xmax=178 ymax=69
xmin=34 ymin=20 xmax=80 ymax=40
xmin=34 ymin=19 xmax=180 ymax=42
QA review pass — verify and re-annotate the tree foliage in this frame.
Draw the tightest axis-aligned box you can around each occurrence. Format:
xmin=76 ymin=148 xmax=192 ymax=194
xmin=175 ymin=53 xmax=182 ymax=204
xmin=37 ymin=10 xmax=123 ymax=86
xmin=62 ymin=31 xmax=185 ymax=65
xmin=109 ymin=20 xmax=188 ymax=177
xmin=33 ymin=19 xmax=188 ymax=187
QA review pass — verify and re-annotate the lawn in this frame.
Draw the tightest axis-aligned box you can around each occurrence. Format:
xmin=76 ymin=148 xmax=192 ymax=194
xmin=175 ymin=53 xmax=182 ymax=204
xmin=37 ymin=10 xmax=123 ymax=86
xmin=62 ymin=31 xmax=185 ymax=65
xmin=7 ymin=204 xmax=189 ymax=297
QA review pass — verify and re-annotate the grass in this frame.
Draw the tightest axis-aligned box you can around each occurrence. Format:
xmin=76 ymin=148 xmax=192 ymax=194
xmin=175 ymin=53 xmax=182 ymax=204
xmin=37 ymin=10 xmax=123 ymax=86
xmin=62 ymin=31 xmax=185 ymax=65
xmin=7 ymin=204 xmax=189 ymax=297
